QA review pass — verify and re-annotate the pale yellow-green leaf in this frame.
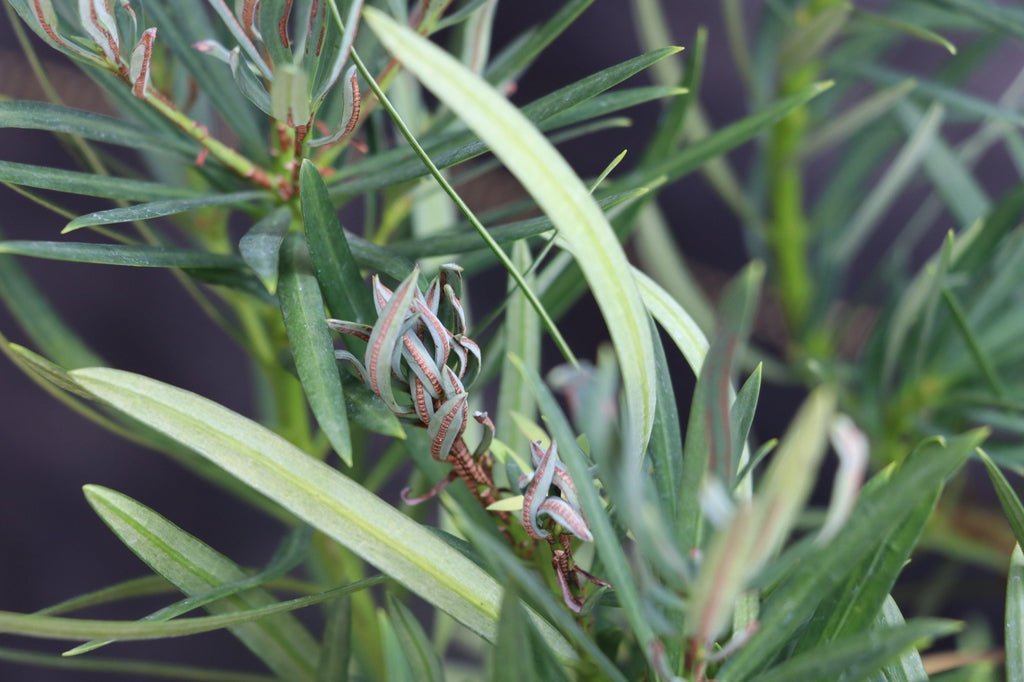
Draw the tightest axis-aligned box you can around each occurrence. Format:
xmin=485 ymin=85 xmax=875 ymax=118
xmin=364 ymin=8 xmax=658 ymax=455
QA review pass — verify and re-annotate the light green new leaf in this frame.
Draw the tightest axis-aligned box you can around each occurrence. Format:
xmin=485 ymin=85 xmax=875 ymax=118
xmin=385 ymin=593 xmax=444 ymax=682
xmin=279 ymin=234 xmax=352 ymax=466
xmin=69 ymin=368 xmax=571 ymax=654
xmin=365 ymin=8 xmax=657 ymax=454
xmin=0 ymin=160 xmax=199 ymax=201
xmin=63 ymin=192 xmax=265 ymax=232
xmin=633 ymin=267 xmax=709 ymax=375
xmin=82 ymin=486 xmax=320 ymax=681
xmin=1009 ymin=544 xmax=1024 ymax=681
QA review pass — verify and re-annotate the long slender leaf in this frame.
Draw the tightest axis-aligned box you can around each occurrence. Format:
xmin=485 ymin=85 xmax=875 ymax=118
xmin=64 ymin=192 xmax=266 ymax=232
xmin=0 ymin=239 xmax=103 ymax=369
xmin=750 ymin=620 xmax=960 ymax=682
xmin=385 ymin=593 xmax=444 ymax=682
xmin=0 ymin=584 xmax=371 ymax=641
xmin=69 ymin=367 xmax=573 ymax=655
xmin=0 ymin=241 xmax=244 ymax=270
xmin=82 ymin=486 xmax=320 ymax=680
xmin=278 ymin=234 xmax=352 ymax=466
xmin=718 ymin=429 xmax=987 ymax=680
xmin=0 ymin=100 xmax=196 ymax=154
xmin=0 ymin=160 xmax=200 ymax=201
xmin=871 ymin=595 xmax=929 ymax=682
xmin=978 ymin=449 xmax=1024 ymax=548
xmin=0 ymin=645 xmax=276 ymax=682
xmin=1009 ymin=544 xmax=1024 ymax=682
xmin=366 ymin=9 xmax=657 ymax=451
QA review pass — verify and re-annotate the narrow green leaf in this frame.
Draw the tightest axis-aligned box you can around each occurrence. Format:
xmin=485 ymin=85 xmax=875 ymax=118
xmin=1009 ymin=544 xmax=1024 ymax=681
xmin=746 ymin=386 xmax=837 ymax=570
xmin=929 ymin=0 xmax=1024 ymax=40
xmin=802 ymin=79 xmax=917 ymax=156
xmin=64 ymin=192 xmax=265 ymax=232
xmin=647 ymin=323 xmax=685 ymax=534
xmin=491 ymin=588 xmax=570 ymax=682
xmin=0 ymin=241 xmax=244 ymax=270
xmin=0 ymin=585 xmax=366 ymax=641
xmin=730 ymin=364 xmax=762 ymax=476
xmin=750 ymin=620 xmax=960 ymax=682
xmin=316 ymin=598 xmax=352 ymax=682
xmin=872 ymin=595 xmax=929 ymax=682
xmin=367 ymin=11 xmax=658 ymax=449
xmin=634 ymin=267 xmax=709 ymax=375
xmin=69 ymin=368 xmax=571 ymax=654
xmin=978 ymin=449 xmax=1024 ymax=548
xmin=495 ymin=241 xmax=540 ymax=480
xmin=82 ymin=486 xmax=320 ymax=679
xmin=299 ymin=160 xmax=375 ymax=323
xmin=0 ymin=241 xmax=103 ymax=369
xmin=279 ymin=234 xmax=352 ymax=466
xmin=239 ymin=207 xmax=293 ymax=294
xmin=852 ymin=9 xmax=957 ymax=55
xmin=0 ymin=645 xmax=276 ymax=682
xmin=385 ymin=594 xmax=444 ymax=682
xmin=483 ymin=0 xmax=593 ymax=87
xmin=378 ymin=610 xmax=416 ymax=682
xmin=0 ymin=160 xmax=200 ymax=201
xmin=718 ymin=429 xmax=987 ymax=680
xmin=0 ymin=100 xmax=196 ymax=154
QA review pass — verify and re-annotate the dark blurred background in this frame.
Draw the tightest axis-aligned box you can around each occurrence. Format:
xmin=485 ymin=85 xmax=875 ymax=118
xmin=1 ymin=2 xmax=1022 ymax=679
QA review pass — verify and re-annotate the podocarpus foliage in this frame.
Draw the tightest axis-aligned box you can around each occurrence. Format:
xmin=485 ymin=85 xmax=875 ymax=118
xmin=1 ymin=1 xmax=1024 ymax=680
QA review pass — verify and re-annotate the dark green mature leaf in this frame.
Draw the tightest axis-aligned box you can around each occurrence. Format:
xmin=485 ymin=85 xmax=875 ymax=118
xmin=385 ymin=594 xmax=444 ymax=682
xmin=794 ymin=486 xmax=939 ymax=654
xmin=750 ymin=619 xmax=960 ymax=682
xmin=64 ymin=192 xmax=266 ymax=232
xmin=0 ymin=101 xmax=196 ymax=155
xmin=0 ymin=161 xmax=200 ymax=201
xmin=978 ymin=449 xmax=1024 ymax=548
xmin=484 ymin=0 xmax=593 ymax=86
xmin=329 ymin=47 xmax=684 ymax=196
xmin=0 ymin=239 xmax=102 ymax=369
xmin=278 ymin=234 xmax=352 ymax=466
xmin=82 ymin=486 xmax=320 ymax=680
xmin=730 ymin=364 xmax=762 ymax=478
xmin=647 ymin=323 xmax=685 ymax=531
xmin=0 ymin=241 xmax=244 ymax=270
xmin=1009 ymin=545 xmax=1024 ymax=681
xmin=299 ymin=160 xmax=375 ymax=323
xmin=869 ymin=596 xmax=929 ymax=682
xmin=239 ymin=207 xmax=292 ymax=293
xmin=718 ymin=429 xmax=987 ymax=681
xmin=491 ymin=589 xmax=571 ymax=682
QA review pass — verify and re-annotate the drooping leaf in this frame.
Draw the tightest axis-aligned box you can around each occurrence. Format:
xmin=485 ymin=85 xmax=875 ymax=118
xmin=365 ymin=10 xmax=660 ymax=452
xmin=69 ymin=368 xmax=572 ymax=654
xmin=0 ymin=241 xmax=245 ymax=270
xmin=82 ymin=487 xmax=320 ymax=680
